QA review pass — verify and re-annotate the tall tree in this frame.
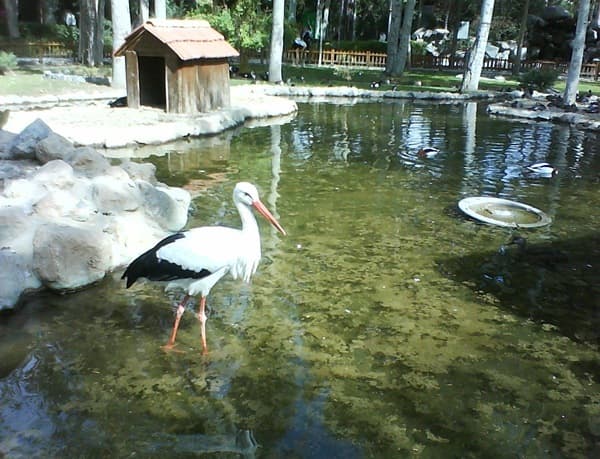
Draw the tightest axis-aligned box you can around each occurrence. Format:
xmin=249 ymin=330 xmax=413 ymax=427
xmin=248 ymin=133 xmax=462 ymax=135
xmin=155 ymin=0 xmax=166 ymax=19
xmin=111 ymin=0 xmax=131 ymax=88
xmin=2 ymin=0 xmax=20 ymax=39
xmin=287 ymin=0 xmax=297 ymax=22
xmin=140 ymin=0 xmax=150 ymax=24
xmin=512 ymin=0 xmax=530 ymax=75
xmin=386 ymin=0 xmax=416 ymax=76
xmin=460 ymin=0 xmax=495 ymax=92
xmin=385 ymin=0 xmax=403 ymax=74
xmin=269 ymin=0 xmax=285 ymax=82
xmin=317 ymin=0 xmax=331 ymax=66
xmin=563 ymin=0 xmax=592 ymax=105
xmin=396 ymin=0 xmax=416 ymax=74
xmin=79 ymin=0 xmax=106 ymax=66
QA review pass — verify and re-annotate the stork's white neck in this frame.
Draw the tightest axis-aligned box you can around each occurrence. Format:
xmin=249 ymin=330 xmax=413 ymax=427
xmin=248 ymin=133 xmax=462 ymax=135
xmin=237 ymin=202 xmax=260 ymax=240
xmin=235 ymin=201 xmax=262 ymax=281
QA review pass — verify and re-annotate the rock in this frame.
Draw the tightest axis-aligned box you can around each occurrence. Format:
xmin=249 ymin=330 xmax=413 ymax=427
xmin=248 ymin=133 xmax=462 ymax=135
xmin=0 ymin=130 xmax=16 ymax=157
xmin=0 ymin=159 xmax=37 ymax=184
xmin=32 ymin=222 xmax=113 ymax=291
xmin=137 ymin=180 xmax=191 ymax=232
xmin=0 ymin=249 xmax=41 ymax=310
xmin=31 ymin=160 xmax=76 ymax=189
xmin=35 ymin=132 xmax=76 ymax=164
xmin=91 ymin=173 xmax=140 ymax=214
xmin=119 ymin=159 xmax=157 ymax=184
xmin=8 ymin=118 xmax=52 ymax=159
xmin=65 ymin=146 xmax=111 ymax=177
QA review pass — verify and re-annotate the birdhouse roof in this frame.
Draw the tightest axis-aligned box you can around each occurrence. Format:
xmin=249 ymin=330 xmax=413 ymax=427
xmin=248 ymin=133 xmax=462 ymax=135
xmin=114 ymin=19 xmax=239 ymax=60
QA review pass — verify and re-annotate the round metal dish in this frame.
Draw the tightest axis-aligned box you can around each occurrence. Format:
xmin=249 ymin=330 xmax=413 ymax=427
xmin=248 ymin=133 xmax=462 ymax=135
xmin=458 ymin=197 xmax=552 ymax=228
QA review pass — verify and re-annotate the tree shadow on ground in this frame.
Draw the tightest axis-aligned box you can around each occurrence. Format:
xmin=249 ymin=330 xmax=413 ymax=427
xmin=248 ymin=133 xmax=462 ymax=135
xmin=437 ymin=232 xmax=600 ymax=345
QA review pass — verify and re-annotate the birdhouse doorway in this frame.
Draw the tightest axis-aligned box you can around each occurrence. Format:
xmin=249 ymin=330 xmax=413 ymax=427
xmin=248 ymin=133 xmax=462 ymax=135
xmin=138 ymin=56 xmax=166 ymax=108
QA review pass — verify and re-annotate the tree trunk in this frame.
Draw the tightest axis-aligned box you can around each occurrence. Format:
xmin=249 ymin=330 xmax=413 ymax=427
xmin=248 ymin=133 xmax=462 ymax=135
xmin=563 ymin=0 xmax=592 ymax=105
xmin=111 ymin=0 xmax=131 ymax=89
xmin=2 ymin=0 xmax=20 ymax=39
xmin=79 ymin=0 xmax=106 ymax=66
xmin=512 ymin=0 xmax=530 ymax=75
xmin=154 ymin=0 xmax=166 ymax=19
xmin=139 ymin=0 xmax=150 ymax=25
xmin=287 ymin=0 xmax=297 ymax=22
xmin=396 ymin=0 xmax=416 ymax=73
xmin=269 ymin=0 xmax=285 ymax=83
xmin=385 ymin=0 xmax=402 ymax=74
xmin=317 ymin=0 xmax=330 ymax=67
xmin=460 ymin=0 xmax=495 ymax=93
xmin=337 ymin=0 xmax=346 ymax=41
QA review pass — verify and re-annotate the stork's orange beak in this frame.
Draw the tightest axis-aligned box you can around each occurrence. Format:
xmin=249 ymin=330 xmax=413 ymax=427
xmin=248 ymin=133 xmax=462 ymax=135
xmin=253 ymin=200 xmax=287 ymax=236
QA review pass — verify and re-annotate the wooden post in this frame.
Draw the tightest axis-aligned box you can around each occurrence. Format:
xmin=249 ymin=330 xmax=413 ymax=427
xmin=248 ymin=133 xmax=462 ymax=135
xmin=125 ymin=51 xmax=140 ymax=108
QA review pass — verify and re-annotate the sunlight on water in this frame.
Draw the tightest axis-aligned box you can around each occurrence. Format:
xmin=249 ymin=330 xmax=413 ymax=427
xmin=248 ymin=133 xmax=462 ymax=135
xmin=1 ymin=100 xmax=599 ymax=458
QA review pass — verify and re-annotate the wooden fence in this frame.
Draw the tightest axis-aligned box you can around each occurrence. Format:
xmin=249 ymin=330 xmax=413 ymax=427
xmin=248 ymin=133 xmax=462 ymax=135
xmin=2 ymin=40 xmax=599 ymax=80
xmin=283 ymin=48 xmax=600 ymax=80
xmin=0 ymin=40 xmax=113 ymax=59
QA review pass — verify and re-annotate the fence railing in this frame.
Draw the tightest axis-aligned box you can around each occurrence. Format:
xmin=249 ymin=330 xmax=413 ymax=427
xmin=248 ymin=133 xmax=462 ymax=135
xmin=284 ymin=48 xmax=600 ymax=80
xmin=2 ymin=40 xmax=599 ymax=81
xmin=0 ymin=40 xmax=113 ymax=59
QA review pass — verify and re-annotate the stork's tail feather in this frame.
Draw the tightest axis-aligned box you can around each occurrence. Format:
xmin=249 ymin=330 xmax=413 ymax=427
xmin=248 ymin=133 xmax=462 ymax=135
xmin=122 ymin=233 xmax=187 ymax=288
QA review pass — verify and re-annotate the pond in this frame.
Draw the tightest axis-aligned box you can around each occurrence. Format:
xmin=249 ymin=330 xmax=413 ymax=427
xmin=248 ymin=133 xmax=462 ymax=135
xmin=1 ymin=99 xmax=599 ymax=458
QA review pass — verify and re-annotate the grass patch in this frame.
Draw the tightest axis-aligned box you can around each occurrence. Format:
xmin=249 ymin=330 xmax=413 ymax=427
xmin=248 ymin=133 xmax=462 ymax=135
xmin=0 ymin=64 xmax=112 ymax=97
xmin=232 ymin=64 xmax=520 ymax=92
xmin=2 ymin=61 xmax=599 ymax=98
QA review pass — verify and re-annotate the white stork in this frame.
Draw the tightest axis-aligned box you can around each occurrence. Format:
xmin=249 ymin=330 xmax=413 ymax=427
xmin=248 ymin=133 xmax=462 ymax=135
xmin=122 ymin=182 xmax=286 ymax=355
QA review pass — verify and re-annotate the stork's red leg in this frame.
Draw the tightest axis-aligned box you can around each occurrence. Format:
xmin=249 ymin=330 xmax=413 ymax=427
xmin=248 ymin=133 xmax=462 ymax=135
xmin=162 ymin=295 xmax=189 ymax=351
xmin=196 ymin=296 xmax=208 ymax=355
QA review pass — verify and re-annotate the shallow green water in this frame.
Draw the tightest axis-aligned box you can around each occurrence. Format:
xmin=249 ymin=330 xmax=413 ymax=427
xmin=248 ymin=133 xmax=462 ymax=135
xmin=1 ymin=100 xmax=599 ymax=458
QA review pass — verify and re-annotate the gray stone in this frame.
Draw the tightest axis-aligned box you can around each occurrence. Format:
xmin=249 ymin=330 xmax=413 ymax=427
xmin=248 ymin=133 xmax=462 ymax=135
xmin=35 ymin=132 xmax=76 ymax=164
xmin=91 ymin=173 xmax=140 ymax=214
xmin=137 ymin=180 xmax=191 ymax=232
xmin=32 ymin=222 xmax=112 ymax=291
xmin=0 ymin=249 xmax=41 ymax=310
xmin=31 ymin=160 xmax=75 ymax=189
xmin=65 ymin=146 xmax=111 ymax=177
xmin=8 ymin=118 xmax=52 ymax=159
xmin=0 ymin=130 xmax=16 ymax=158
xmin=119 ymin=159 xmax=157 ymax=184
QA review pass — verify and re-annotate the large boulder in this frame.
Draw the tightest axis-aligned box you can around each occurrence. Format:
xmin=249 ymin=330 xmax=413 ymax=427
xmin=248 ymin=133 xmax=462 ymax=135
xmin=91 ymin=168 xmax=140 ymax=214
xmin=0 ymin=249 xmax=41 ymax=309
xmin=35 ymin=132 xmax=76 ymax=164
xmin=0 ymin=120 xmax=191 ymax=309
xmin=137 ymin=181 xmax=191 ymax=232
xmin=32 ymin=222 xmax=113 ymax=290
xmin=7 ymin=118 xmax=52 ymax=160
xmin=65 ymin=146 xmax=111 ymax=177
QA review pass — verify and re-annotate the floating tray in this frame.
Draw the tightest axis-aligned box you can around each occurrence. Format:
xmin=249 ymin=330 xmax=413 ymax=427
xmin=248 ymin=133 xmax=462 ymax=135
xmin=458 ymin=197 xmax=552 ymax=228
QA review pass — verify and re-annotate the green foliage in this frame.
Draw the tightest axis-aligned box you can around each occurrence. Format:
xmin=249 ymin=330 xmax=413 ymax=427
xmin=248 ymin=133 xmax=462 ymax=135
xmin=0 ymin=51 xmax=18 ymax=73
xmin=187 ymin=0 xmax=270 ymax=52
xmin=330 ymin=40 xmax=387 ymax=53
xmin=489 ymin=16 xmax=520 ymax=42
xmin=518 ymin=68 xmax=560 ymax=91
xmin=411 ymin=40 xmax=428 ymax=57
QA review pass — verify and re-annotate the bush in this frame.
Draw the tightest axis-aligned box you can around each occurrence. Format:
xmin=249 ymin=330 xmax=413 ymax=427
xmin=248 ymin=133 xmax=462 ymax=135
xmin=327 ymin=40 xmax=387 ymax=53
xmin=0 ymin=51 xmax=18 ymax=74
xmin=518 ymin=68 xmax=560 ymax=91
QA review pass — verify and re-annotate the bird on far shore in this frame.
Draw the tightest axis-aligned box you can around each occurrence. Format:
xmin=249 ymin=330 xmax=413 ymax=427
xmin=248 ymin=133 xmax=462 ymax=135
xmin=122 ymin=182 xmax=286 ymax=355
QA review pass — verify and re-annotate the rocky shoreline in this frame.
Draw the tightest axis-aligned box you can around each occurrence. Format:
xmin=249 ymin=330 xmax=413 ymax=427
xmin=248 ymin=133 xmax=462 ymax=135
xmin=1 ymin=83 xmax=598 ymax=311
